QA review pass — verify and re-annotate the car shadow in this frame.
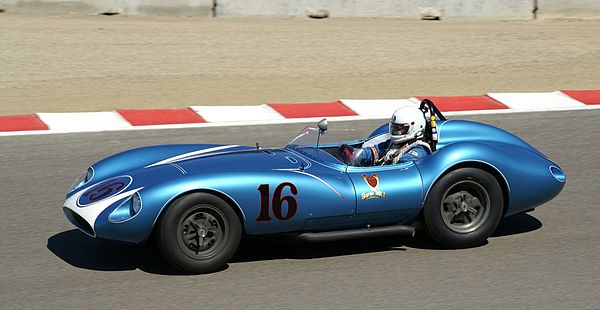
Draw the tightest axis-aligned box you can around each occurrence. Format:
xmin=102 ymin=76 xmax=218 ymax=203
xmin=47 ymin=230 xmax=183 ymax=275
xmin=47 ymin=212 xmax=541 ymax=274
xmin=231 ymin=235 xmax=408 ymax=263
xmin=400 ymin=212 xmax=543 ymax=250
xmin=492 ymin=212 xmax=543 ymax=237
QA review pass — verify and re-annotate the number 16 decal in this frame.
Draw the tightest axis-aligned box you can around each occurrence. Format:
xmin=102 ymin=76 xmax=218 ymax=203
xmin=257 ymin=182 xmax=298 ymax=221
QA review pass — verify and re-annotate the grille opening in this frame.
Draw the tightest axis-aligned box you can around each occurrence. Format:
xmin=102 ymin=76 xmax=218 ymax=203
xmin=63 ymin=207 xmax=95 ymax=237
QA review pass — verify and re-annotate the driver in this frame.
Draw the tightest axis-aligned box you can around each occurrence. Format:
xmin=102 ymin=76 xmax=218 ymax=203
xmin=338 ymin=106 xmax=431 ymax=166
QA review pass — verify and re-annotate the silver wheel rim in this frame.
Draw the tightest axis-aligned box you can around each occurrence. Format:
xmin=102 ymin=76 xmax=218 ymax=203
xmin=176 ymin=204 xmax=228 ymax=260
xmin=440 ymin=180 xmax=491 ymax=233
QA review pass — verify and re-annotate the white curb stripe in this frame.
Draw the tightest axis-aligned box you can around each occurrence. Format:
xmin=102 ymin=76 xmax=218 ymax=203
xmin=1 ymin=105 xmax=597 ymax=137
xmin=37 ymin=112 xmax=131 ymax=132
xmin=2 ymin=90 xmax=598 ymax=137
xmin=340 ymin=99 xmax=418 ymax=118
xmin=191 ymin=105 xmax=285 ymax=122
xmin=486 ymin=91 xmax=585 ymax=112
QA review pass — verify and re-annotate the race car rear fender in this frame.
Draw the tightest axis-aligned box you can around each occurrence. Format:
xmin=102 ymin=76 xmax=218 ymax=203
xmin=416 ymin=141 xmax=565 ymax=217
xmin=420 ymin=160 xmax=511 ymax=216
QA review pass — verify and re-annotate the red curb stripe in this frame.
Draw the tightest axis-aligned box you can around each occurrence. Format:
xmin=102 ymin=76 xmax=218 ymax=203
xmin=0 ymin=114 xmax=49 ymax=132
xmin=117 ymin=108 xmax=206 ymax=126
xmin=415 ymin=96 xmax=509 ymax=112
xmin=560 ymin=90 xmax=600 ymax=105
xmin=268 ymin=101 xmax=358 ymax=118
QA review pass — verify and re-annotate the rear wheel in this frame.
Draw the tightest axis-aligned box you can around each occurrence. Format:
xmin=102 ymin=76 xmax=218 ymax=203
xmin=424 ymin=168 xmax=503 ymax=248
xmin=155 ymin=193 xmax=242 ymax=274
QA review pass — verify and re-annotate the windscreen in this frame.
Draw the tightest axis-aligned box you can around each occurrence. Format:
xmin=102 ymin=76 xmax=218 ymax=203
xmin=287 ymin=125 xmax=366 ymax=148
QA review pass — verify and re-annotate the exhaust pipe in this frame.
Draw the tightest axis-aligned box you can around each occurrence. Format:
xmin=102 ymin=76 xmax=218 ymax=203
xmin=297 ymin=224 xmax=415 ymax=243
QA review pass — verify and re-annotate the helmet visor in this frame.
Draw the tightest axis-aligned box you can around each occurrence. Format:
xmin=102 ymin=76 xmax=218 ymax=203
xmin=391 ymin=123 xmax=410 ymax=136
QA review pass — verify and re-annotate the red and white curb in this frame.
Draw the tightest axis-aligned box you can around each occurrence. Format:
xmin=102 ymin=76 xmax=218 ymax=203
xmin=1 ymin=90 xmax=598 ymax=136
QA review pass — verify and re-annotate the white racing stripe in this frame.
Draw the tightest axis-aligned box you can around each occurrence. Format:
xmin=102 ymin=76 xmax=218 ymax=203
xmin=145 ymin=145 xmax=240 ymax=168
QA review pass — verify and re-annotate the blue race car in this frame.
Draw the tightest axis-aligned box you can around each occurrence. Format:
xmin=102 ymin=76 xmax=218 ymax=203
xmin=62 ymin=100 xmax=565 ymax=273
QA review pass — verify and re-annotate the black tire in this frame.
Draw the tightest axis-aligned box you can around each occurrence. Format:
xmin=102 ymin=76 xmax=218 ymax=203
xmin=155 ymin=193 xmax=242 ymax=274
xmin=423 ymin=168 xmax=503 ymax=248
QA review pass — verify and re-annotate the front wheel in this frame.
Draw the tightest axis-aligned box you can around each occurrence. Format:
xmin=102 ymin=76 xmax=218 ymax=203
xmin=155 ymin=193 xmax=242 ymax=274
xmin=423 ymin=168 xmax=503 ymax=248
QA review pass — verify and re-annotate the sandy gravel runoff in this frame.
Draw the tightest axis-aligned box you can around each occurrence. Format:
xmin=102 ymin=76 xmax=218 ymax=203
xmin=1 ymin=13 xmax=599 ymax=115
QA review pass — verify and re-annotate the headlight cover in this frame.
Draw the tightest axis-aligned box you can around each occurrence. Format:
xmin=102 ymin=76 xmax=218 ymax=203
xmin=109 ymin=192 xmax=142 ymax=223
xmin=550 ymin=166 xmax=566 ymax=183
xmin=70 ymin=167 xmax=94 ymax=191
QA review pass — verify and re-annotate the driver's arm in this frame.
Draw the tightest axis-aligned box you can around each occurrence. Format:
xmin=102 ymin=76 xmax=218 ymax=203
xmin=338 ymin=144 xmax=378 ymax=166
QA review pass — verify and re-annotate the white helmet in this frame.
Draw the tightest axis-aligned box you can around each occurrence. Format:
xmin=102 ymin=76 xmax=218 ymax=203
xmin=389 ymin=106 xmax=426 ymax=144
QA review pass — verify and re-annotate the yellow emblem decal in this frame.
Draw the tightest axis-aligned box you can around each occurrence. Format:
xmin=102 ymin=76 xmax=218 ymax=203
xmin=361 ymin=173 xmax=387 ymax=200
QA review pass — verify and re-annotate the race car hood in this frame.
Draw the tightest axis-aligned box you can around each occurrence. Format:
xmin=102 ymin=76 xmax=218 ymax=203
xmin=81 ymin=144 xmax=308 ymax=190
xmin=89 ymin=144 xmax=254 ymax=182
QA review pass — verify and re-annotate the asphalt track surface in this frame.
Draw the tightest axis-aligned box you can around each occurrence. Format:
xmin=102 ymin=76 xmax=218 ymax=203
xmin=1 ymin=110 xmax=599 ymax=309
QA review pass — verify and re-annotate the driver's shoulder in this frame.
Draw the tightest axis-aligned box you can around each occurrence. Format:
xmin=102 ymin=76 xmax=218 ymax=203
xmin=405 ymin=142 xmax=431 ymax=158
xmin=362 ymin=132 xmax=389 ymax=148
xmin=408 ymin=141 xmax=432 ymax=153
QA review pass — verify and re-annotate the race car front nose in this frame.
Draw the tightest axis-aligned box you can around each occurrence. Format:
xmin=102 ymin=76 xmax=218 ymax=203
xmin=62 ymin=174 xmax=144 ymax=238
xmin=63 ymin=207 xmax=95 ymax=237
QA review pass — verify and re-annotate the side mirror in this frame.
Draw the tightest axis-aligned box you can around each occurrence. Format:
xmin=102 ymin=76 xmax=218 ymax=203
xmin=317 ymin=118 xmax=328 ymax=133
xmin=316 ymin=118 xmax=327 ymax=148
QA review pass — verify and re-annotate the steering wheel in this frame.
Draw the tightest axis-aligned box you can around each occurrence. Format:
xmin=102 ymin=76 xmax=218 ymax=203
xmin=337 ymin=144 xmax=355 ymax=165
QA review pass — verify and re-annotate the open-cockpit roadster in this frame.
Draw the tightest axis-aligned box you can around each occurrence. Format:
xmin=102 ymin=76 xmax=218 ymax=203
xmin=62 ymin=100 xmax=565 ymax=273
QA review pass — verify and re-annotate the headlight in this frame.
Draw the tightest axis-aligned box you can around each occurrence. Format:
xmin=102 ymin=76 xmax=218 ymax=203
xmin=109 ymin=192 xmax=142 ymax=223
xmin=550 ymin=166 xmax=566 ymax=183
xmin=130 ymin=192 xmax=142 ymax=215
xmin=70 ymin=167 xmax=94 ymax=191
